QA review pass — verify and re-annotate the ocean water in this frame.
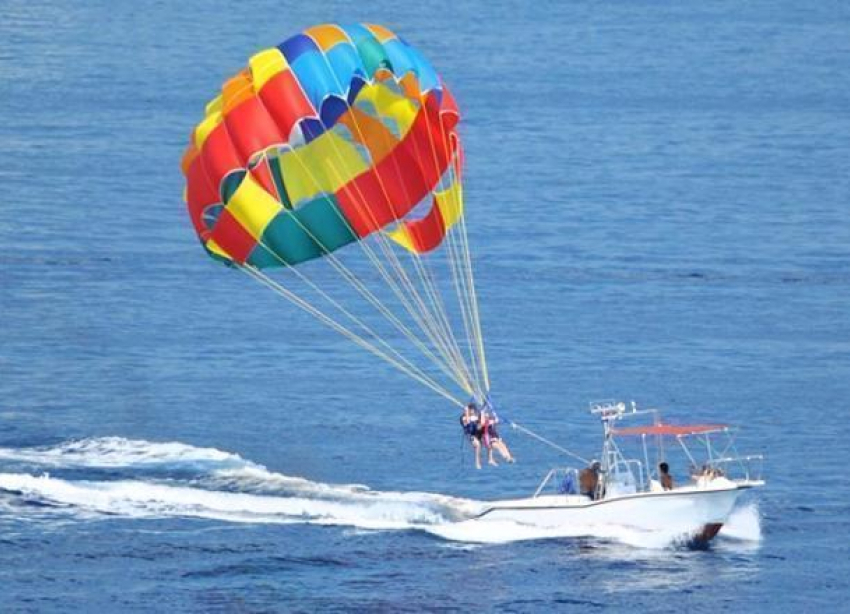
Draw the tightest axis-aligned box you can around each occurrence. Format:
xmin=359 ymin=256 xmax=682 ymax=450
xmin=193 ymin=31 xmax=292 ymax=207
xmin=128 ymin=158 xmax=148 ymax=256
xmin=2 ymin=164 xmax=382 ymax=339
xmin=2 ymin=0 xmax=849 ymax=612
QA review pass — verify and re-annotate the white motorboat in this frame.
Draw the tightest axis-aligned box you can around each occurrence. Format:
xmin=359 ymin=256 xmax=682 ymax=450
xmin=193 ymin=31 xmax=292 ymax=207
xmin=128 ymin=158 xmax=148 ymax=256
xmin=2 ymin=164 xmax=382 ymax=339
xmin=477 ymin=401 xmax=764 ymax=545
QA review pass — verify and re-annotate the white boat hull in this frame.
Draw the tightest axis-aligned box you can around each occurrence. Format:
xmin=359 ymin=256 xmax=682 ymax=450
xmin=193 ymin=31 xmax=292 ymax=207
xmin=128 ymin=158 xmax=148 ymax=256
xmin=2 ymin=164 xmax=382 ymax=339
xmin=476 ymin=480 xmax=761 ymax=544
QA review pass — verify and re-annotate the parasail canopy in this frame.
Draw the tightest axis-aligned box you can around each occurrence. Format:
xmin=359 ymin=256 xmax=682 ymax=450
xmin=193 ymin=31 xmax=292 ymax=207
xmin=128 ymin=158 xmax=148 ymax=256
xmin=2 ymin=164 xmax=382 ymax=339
xmin=181 ymin=24 xmax=487 ymax=406
xmin=182 ymin=24 xmax=462 ymax=267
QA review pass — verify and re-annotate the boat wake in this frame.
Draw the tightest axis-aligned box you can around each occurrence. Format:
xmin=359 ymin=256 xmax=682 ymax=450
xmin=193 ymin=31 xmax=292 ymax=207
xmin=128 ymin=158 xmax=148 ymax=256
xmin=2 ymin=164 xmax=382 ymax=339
xmin=0 ymin=437 xmax=761 ymax=548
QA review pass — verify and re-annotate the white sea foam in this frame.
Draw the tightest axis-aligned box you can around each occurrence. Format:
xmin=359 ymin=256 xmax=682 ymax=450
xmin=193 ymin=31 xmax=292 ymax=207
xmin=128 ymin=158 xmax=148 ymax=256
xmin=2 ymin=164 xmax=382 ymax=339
xmin=0 ymin=437 xmax=242 ymax=469
xmin=0 ymin=437 xmax=761 ymax=549
xmin=0 ymin=438 xmax=479 ymax=528
xmin=0 ymin=473 xmax=462 ymax=529
xmin=719 ymin=501 xmax=762 ymax=541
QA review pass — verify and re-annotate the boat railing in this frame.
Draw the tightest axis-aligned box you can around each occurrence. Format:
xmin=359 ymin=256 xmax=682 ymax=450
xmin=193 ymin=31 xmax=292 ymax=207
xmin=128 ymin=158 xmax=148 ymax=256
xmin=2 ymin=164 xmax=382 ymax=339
xmin=705 ymin=454 xmax=764 ymax=482
xmin=534 ymin=467 xmax=580 ymax=498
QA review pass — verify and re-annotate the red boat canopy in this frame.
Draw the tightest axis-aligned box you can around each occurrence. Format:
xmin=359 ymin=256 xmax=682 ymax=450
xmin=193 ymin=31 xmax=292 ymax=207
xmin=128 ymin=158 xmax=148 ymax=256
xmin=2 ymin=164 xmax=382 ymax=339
xmin=612 ymin=424 xmax=728 ymax=437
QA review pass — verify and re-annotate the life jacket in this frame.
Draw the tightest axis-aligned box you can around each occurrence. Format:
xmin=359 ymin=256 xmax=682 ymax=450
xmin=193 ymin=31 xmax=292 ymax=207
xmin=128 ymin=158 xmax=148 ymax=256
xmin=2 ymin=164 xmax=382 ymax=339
xmin=460 ymin=410 xmax=480 ymax=436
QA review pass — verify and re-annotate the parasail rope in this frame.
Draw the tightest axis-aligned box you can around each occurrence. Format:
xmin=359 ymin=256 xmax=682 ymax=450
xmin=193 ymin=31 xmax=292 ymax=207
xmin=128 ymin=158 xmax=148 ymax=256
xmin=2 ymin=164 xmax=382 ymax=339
xmin=440 ymin=137 xmax=489 ymax=393
xmin=436 ymin=134 xmax=490 ymax=394
xmin=230 ymin=46 xmax=486 ymax=402
xmin=283 ymin=98 xmax=475 ymax=393
xmin=509 ymin=421 xmax=590 ymax=464
xmin=281 ymin=260 xmax=458 ymax=394
xmin=248 ymin=199 xmax=473 ymax=396
xmin=441 ymin=200 xmax=485 ymax=397
xmin=386 ymin=125 xmax=486 ymax=400
xmin=232 ymin=54 xmax=476 ymax=395
xmin=240 ymin=264 xmax=464 ymax=406
xmin=457 ymin=204 xmax=490 ymax=390
xmin=321 ymin=161 xmax=476 ymax=392
xmin=409 ymin=258 xmax=479 ymax=394
xmin=410 ymin=98 xmax=483 ymax=395
xmin=245 ymin=130 xmax=475 ymax=395
xmin=304 ymin=42 xmax=480 ymax=392
xmin=323 ymin=109 xmax=477 ymax=391
xmin=342 ymin=81 xmax=487 ymax=399
xmin=417 ymin=97 xmax=491 ymax=398
xmin=298 ymin=55 xmax=479 ymax=391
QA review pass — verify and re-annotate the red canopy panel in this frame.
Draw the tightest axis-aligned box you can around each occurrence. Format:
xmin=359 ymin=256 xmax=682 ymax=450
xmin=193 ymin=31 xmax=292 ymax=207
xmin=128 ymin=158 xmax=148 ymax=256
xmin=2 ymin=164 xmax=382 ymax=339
xmin=612 ymin=424 xmax=728 ymax=437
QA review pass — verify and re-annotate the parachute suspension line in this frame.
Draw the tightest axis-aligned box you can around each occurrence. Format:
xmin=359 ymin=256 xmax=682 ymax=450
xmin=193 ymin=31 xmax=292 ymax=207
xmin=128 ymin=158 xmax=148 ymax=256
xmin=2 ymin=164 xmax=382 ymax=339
xmin=324 ymin=161 xmax=476 ymax=394
xmin=408 ymin=103 xmax=482 ymax=397
xmin=417 ymin=100 xmax=490 ymax=399
xmin=340 ymin=80 xmax=486 ymax=400
xmin=298 ymin=154 xmax=475 ymax=395
xmin=310 ymin=47 xmax=477 ymax=386
xmin=456 ymin=194 xmax=490 ymax=391
xmin=332 ymin=125 xmax=476 ymax=393
xmin=348 ymin=139 xmax=479 ymax=394
xmin=305 ymin=54 xmax=464 ymax=362
xmin=371 ymin=137 xmax=484 ymax=398
xmin=434 ymin=145 xmax=489 ymax=396
xmin=292 ymin=237 xmax=470 ymax=393
xmin=408 ymin=257 xmax=480 ymax=396
xmin=274 ymin=256 xmax=460 ymax=395
xmin=250 ymin=176 xmax=470 ymax=395
xmin=233 ymin=67 xmax=472 ymax=395
xmin=276 ymin=59 xmax=475 ymax=394
xmin=430 ymin=141 xmax=490 ymax=390
xmin=262 ymin=131 xmax=475 ymax=395
xmin=240 ymin=264 xmax=464 ymax=406
xmin=443 ymin=217 xmax=481 ymax=395
xmin=301 ymin=56 xmax=477 ymax=394
xmin=435 ymin=121 xmax=489 ymax=393
xmin=243 ymin=222 xmax=450 ymax=392
xmin=445 ymin=219 xmax=485 ymax=399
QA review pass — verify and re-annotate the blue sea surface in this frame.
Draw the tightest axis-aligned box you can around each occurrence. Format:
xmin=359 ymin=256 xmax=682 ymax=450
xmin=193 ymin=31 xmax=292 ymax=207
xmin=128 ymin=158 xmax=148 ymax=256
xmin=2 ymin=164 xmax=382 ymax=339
xmin=2 ymin=0 xmax=850 ymax=612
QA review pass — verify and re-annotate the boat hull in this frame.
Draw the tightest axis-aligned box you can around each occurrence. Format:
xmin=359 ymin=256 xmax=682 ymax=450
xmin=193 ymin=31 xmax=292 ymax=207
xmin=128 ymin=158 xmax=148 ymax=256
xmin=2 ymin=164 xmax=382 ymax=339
xmin=476 ymin=483 xmax=754 ymax=544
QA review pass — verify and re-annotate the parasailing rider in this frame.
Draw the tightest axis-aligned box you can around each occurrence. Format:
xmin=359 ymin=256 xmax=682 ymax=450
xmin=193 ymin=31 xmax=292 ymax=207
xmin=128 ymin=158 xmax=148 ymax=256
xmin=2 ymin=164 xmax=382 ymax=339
xmin=480 ymin=407 xmax=515 ymax=466
xmin=460 ymin=402 xmax=484 ymax=469
xmin=460 ymin=399 xmax=515 ymax=469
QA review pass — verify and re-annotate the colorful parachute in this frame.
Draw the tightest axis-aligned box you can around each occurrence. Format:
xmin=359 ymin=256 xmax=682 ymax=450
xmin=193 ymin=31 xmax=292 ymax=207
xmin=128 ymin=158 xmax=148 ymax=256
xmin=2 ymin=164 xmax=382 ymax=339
xmin=181 ymin=25 xmax=487 ymax=405
xmin=181 ymin=23 xmax=462 ymax=267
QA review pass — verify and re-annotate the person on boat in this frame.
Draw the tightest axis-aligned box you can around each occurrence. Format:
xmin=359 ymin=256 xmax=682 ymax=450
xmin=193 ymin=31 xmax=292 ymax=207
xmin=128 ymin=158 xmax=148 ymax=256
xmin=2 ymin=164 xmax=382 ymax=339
xmin=579 ymin=460 xmax=601 ymax=500
xmin=659 ymin=462 xmax=674 ymax=490
xmin=480 ymin=410 xmax=515 ymax=466
xmin=690 ymin=463 xmax=723 ymax=487
xmin=460 ymin=403 xmax=483 ymax=469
